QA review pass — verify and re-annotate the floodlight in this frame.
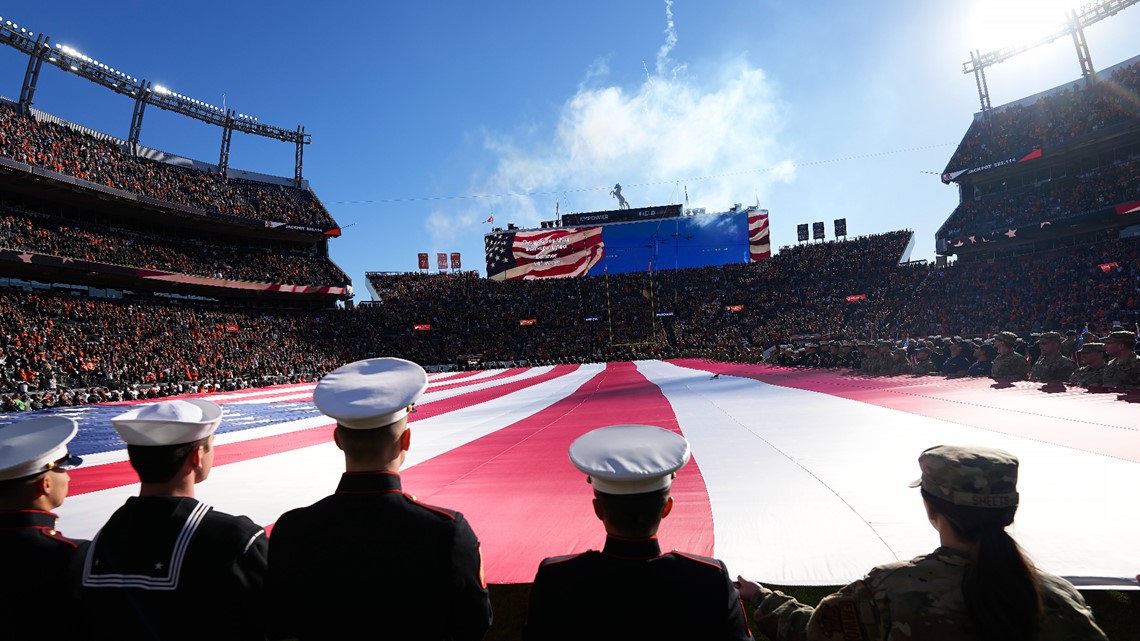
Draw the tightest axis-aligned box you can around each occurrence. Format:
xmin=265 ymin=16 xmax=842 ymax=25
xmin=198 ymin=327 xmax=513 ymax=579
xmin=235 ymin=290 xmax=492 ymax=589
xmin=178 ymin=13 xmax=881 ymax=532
xmin=69 ymin=65 xmax=78 ymax=71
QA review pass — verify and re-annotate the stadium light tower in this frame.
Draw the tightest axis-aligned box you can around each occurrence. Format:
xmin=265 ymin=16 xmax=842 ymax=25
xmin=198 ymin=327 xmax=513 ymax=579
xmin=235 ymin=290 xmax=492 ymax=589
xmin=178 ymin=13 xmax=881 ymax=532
xmin=962 ymin=0 xmax=1139 ymax=116
xmin=0 ymin=18 xmax=312 ymax=185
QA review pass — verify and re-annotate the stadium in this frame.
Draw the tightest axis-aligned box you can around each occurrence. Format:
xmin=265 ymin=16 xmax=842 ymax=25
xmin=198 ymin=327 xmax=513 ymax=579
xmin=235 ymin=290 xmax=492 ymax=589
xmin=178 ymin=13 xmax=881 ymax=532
xmin=1 ymin=3 xmax=1138 ymax=640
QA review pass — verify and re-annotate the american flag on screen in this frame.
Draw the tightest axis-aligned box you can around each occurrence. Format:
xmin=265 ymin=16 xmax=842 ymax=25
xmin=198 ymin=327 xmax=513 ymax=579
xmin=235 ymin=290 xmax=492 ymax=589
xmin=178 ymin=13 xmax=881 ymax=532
xmin=748 ymin=210 xmax=771 ymax=262
xmin=484 ymin=227 xmax=604 ymax=281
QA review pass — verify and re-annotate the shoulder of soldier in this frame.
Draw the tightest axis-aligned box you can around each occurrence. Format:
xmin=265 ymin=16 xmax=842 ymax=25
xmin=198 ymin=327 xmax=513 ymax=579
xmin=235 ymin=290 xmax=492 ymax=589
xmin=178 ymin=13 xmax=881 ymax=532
xmin=1036 ymin=570 xmax=1109 ymax=639
xmin=668 ymin=550 xmax=730 ymax=573
xmin=199 ymin=506 xmax=266 ymax=544
xmin=538 ymin=550 xmax=595 ymax=569
xmin=402 ymin=494 xmax=464 ymax=522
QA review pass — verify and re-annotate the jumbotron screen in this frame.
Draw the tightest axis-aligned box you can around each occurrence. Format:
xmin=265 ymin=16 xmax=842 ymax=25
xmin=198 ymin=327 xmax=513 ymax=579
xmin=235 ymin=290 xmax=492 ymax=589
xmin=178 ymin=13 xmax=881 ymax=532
xmin=484 ymin=209 xmax=770 ymax=281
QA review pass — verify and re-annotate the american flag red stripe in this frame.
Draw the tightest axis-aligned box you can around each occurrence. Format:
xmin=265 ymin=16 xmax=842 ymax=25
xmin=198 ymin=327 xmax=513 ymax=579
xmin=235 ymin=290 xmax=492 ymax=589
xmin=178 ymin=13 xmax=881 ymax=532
xmin=748 ymin=211 xmax=771 ymax=262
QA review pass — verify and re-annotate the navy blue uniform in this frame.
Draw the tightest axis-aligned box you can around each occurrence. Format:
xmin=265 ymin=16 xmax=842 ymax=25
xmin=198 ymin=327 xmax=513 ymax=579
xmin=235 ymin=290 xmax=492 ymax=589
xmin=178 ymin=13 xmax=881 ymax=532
xmin=80 ymin=496 xmax=268 ymax=641
xmin=526 ymin=535 xmax=752 ymax=641
xmin=0 ymin=510 xmax=86 ymax=638
xmin=268 ymin=472 xmax=492 ymax=641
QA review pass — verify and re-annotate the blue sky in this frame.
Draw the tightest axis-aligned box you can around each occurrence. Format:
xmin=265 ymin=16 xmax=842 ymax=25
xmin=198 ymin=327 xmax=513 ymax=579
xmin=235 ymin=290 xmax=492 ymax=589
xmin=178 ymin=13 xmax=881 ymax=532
xmin=2 ymin=1 xmax=1138 ymax=298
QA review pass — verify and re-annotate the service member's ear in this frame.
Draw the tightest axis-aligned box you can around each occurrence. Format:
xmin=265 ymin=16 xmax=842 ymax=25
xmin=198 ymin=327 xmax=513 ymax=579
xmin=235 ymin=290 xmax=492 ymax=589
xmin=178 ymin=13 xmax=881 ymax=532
xmin=661 ymin=496 xmax=674 ymax=520
xmin=592 ymin=497 xmax=605 ymax=522
xmin=399 ymin=428 xmax=412 ymax=452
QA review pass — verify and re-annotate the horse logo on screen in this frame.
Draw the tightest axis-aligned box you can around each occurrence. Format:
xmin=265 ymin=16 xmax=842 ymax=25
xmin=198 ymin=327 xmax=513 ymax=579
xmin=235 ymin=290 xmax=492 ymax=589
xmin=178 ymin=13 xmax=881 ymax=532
xmin=610 ymin=183 xmax=630 ymax=210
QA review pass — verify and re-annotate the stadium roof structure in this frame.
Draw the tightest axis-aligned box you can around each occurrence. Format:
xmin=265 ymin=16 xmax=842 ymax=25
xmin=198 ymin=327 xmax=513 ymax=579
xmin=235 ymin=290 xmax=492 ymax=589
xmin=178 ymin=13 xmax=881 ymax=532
xmin=0 ymin=16 xmax=310 ymax=184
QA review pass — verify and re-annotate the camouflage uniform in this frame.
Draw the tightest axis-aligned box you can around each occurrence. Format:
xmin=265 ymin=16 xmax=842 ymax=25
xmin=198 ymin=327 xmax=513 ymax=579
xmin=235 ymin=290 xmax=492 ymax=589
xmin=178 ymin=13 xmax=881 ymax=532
xmin=749 ymin=445 xmax=1108 ymax=641
xmin=990 ymin=351 xmax=1028 ymax=380
xmin=990 ymin=332 xmax=1028 ymax=380
xmin=1101 ymin=352 xmax=1140 ymax=388
xmin=751 ymin=548 xmax=1108 ymax=641
xmin=1069 ymin=362 xmax=1107 ymax=386
xmin=1031 ymin=353 xmax=1077 ymax=382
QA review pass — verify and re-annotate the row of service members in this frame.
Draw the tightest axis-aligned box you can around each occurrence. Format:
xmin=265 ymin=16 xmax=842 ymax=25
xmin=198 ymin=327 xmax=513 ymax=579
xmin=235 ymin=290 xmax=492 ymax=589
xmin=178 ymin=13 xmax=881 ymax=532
xmin=764 ymin=330 xmax=1140 ymax=388
xmin=0 ymin=358 xmax=1115 ymax=640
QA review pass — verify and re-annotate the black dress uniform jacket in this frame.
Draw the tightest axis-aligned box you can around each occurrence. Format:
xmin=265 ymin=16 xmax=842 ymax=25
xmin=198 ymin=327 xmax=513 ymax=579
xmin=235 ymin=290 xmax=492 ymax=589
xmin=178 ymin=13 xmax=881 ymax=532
xmin=0 ymin=510 xmax=86 ymax=637
xmin=268 ymin=472 xmax=492 ymax=641
xmin=79 ymin=496 xmax=268 ymax=641
xmin=525 ymin=535 xmax=753 ymax=641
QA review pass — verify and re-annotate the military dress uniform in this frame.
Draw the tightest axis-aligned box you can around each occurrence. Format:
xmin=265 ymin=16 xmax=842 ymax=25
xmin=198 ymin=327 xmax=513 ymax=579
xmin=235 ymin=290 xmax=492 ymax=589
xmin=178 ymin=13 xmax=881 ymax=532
xmin=525 ymin=424 xmax=751 ymax=641
xmin=81 ymin=496 xmax=269 ymax=641
xmin=269 ymin=472 xmax=491 ymax=641
xmin=527 ymin=535 xmax=752 ymax=641
xmin=267 ymin=358 xmax=492 ymax=641
xmin=0 ymin=417 xmax=86 ymax=635
xmin=79 ymin=399 xmax=269 ymax=641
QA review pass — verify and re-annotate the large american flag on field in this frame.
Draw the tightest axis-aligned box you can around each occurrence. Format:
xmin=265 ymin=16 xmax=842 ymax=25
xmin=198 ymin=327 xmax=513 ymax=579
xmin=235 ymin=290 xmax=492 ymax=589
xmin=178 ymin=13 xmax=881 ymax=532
xmin=748 ymin=210 xmax=771 ymax=262
xmin=3 ymin=362 xmax=1136 ymax=588
xmin=484 ymin=227 xmax=604 ymax=281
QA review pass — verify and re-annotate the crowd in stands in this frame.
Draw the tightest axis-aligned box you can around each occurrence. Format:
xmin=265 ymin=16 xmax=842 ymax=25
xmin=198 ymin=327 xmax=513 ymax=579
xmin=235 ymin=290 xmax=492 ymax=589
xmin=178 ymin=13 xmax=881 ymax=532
xmin=6 ymin=229 xmax=1136 ymax=411
xmin=938 ymin=154 xmax=1140 ymax=240
xmin=944 ymin=60 xmax=1140 ymax=173
xmin=0 ymin=205 xmax=348 ymax=287
xmin=0 ymin=103 xmax=336 ymax=229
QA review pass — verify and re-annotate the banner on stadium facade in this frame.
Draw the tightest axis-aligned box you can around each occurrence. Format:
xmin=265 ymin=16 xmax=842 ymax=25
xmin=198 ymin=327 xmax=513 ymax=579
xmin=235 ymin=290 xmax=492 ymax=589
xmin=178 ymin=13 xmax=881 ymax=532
xmin=1099 ymin=262 xmax=1119 ymax=273
xmin=485 ymin=227 xmax=605 ymax=281
xmin=561 ymin=204 xmax=682 ymax=226
xmin=846 ymin=294 xmax=867 ymax=302
xmin=834 ymin=218 xmax=847 ymax=237
xmin=812 ymin=222 xmax=825 ymax=240
xmin=725 ymin=305 xmax=744 ymax=312
xmin=941 ymin=148 xmax=1042 ymax=184
xmin=655 ymin=310 xmax=674 ymax=317
xmin=0 ymin=248 xmax=350 ymax=297
xmin=413 ymin=324 xmax=431 ymax=331
xmin=418 ymin=253 xmax=429 ymax=270
xmin=519 ymin=319 xmax=537 ymax=326
xmin=797 ymin=224 xmax=809 ymax=242
xmin=450 ymin=252 xmax=462 ymax=269
xmin=1116 ymin=201 xmax=1140 ymax=216
xmin=437 ymin=253 xmax=447 ymax=271
xmin=748 ymin=210 xmax=771 ymax=262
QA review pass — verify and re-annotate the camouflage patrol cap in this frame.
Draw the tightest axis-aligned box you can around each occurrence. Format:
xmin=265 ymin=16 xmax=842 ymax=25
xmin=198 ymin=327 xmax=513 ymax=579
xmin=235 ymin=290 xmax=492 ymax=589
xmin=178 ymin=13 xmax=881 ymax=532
xmin=994 ymin=331 xmax=1019 ymax=346
xmin=1078 ymin=342 xmax=1105 ymax=353
xmin=1038 ymin=331 xmax=1062 ymax=343
xmin=1102 ymin=330 xmax=1137 ymax=347
xmin=909 ymin=445 xmax=1019 ymax=509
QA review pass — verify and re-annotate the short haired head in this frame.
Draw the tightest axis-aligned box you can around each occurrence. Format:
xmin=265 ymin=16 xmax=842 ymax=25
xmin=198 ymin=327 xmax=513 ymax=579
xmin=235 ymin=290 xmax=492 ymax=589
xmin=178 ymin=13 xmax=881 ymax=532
xmin=570 ymin=425 xmax=690 ymax=537
xmin=113 ymin=400 xmax=223 ymax=483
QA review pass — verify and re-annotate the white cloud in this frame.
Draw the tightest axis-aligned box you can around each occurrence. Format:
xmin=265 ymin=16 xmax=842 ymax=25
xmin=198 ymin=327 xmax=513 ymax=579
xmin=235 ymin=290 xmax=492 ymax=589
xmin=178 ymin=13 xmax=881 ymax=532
xmin=428 ymin=2 xmax=794 ymax=243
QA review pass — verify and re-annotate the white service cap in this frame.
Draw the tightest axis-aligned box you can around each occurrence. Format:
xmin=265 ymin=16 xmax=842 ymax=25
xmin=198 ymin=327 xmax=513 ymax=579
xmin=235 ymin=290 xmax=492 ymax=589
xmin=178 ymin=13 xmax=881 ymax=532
xmin=0 ymin=416 xmax=82 ymax=481
xmin=112 ymin=399 xmax=223 ymax=446
xmin=568 ymin=424 xmax=691 ymax=495
xmin=313 ymin=358 xmax=429 ymax=430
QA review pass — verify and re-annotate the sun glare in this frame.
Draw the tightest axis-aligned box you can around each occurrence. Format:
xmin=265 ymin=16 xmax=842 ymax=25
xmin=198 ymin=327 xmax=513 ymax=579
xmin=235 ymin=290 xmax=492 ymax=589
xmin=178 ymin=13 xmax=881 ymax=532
xmin=966 ymin=0 xmax=1087 ymax=52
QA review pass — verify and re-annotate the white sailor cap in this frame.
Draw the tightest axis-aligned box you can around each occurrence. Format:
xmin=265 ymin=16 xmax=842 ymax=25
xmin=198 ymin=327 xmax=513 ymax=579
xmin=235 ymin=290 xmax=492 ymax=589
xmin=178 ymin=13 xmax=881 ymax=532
xmin=314 ymin=358 xmax=429 ymax=430
xmin=112 ymin=399 xmax=223 ymax=446
xmin=568 ymin=424 xmax=691 ymax=495
xmin=0 ymin=416 xmax=83 ymax=481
